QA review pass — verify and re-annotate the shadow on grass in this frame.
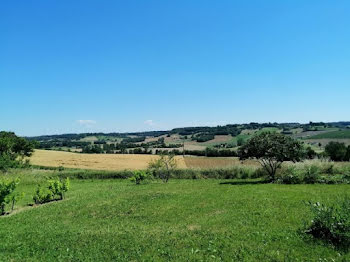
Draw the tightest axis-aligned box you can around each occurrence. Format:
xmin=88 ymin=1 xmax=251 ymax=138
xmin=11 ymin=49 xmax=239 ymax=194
xmin=219 ymin=180 xmax=269 ymax=185
xmin=298 ymin=229 xmax=350 ymax=253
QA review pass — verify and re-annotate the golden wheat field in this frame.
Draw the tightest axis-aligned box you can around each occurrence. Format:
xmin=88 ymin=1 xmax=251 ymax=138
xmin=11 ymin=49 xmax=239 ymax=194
xmin=30 ymin=150 xmax=186 ymax=170
xmin=30 ymin=150 xmax=258 ymax=170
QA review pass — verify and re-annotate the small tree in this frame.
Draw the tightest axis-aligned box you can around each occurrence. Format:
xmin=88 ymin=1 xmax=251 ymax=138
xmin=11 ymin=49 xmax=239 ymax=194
xmin=148 ymin=154 xmax=177 ymax=183
xmin=239 ymin=132 xmax=304 ymax=182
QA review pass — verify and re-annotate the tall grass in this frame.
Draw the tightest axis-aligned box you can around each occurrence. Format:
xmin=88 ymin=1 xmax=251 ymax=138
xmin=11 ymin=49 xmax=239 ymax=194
xmin=23 ymin=165 xmax=265 ymax=180
xmin=277 ymin=160 xmax=350 ymax=184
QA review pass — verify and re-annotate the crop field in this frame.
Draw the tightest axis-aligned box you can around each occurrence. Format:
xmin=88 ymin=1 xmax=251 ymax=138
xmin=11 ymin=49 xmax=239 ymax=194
xmin=1 ymin=169 xmax=349 ymax=261
xmin=31 ymin=150 xmax=255 ymax=170
xmin=30 ymin=150 xmax=187 ymax=170
xmin=308 ymin=130 xmax=350 ymax=139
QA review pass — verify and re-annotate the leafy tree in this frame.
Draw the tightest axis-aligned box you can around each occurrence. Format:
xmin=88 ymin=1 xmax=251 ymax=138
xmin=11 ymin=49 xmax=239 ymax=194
xmin=148 ymin=154 xmax=177 ymax=183
xmin=325 ymin=142 xmax=348 ymax=161
xmin=0 ymin=131 xmax=34 ymax=170
xmin=238 ymin=132 xmax=304 ymax=181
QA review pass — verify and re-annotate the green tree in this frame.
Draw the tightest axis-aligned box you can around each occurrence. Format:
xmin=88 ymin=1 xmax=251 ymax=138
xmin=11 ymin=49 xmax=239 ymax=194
xmin=148 ymin=154 xmax=177 ymax=183
xmin=325 ymin=142 xmax=347 ymax=161
xmin=238 ymin=132 xmax=304 ymax=181
xmin=0 ymin=131 xmax=34 ymax=170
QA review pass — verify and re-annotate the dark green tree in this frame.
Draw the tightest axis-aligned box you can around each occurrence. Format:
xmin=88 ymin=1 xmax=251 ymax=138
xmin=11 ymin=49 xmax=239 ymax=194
xmin=0 ymin=131 xmax=35 ymax=170
xmin=238 ymin=132 xmax=304 ymax=181
xmin=325 ymin=142 xmax=348 ymax=161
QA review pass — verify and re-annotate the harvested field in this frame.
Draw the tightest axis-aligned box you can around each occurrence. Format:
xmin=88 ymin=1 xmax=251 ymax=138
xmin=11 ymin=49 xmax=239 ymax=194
xmin=30 ymin=150 xmax=261 ymax=171
xmin=30 ymin=150 xmax=186 ymax=170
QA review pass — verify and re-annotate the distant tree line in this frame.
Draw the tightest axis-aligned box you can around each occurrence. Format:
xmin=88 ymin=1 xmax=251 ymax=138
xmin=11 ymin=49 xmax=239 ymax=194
xmin=36 ymin=140 xmax=91 ymax=149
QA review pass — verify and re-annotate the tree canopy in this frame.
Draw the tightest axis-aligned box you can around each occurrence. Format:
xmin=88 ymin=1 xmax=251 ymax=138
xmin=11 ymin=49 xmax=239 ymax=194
xmin=0 ymin=131 xmax=35 ymax=169
xmin=325 ymin=142 xmax=350 ymax=161
xmin=238 ymin=132 xmax=304 ymax=181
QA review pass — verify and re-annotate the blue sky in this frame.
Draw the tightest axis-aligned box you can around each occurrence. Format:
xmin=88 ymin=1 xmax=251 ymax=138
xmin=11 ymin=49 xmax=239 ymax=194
xmin=1 ymin=0 xmax=350 ymax=136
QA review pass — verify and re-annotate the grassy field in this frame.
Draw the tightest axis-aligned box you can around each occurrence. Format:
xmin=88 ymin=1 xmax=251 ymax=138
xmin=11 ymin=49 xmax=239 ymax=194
xmin=308 ymin=130 xmax=350 ymax=139
xmin=1 ymin=169 xmax=349 ymax=261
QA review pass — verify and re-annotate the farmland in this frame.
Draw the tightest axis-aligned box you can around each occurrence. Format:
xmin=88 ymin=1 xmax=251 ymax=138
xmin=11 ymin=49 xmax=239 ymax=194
xmin=2 ymin=123 xmax=350 ymax=261
xmin=308 ymin=130 xmax=350 ymax=139
xmin=28 ymin=122 xmax=350 ymax=157
xmin=30 ymin=149 xmax=187 ymax=170
xmin=30 ymin=149 xmax=257 ymax=170
xmin=1 ymin=169 xmax=350 ymax=261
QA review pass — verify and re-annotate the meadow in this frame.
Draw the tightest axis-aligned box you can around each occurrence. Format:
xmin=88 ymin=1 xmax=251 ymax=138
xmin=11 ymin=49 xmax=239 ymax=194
xmin=1 ymin=169 xmax=350 ymax=261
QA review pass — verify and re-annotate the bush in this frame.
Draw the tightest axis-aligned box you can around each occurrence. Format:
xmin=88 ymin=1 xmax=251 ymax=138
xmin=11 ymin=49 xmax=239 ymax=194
xmin=277 ymin=166 xmax=303 ymax=184
xmin=33 ymin=178 xmax=70 ymax=204
xmin=33 ymin=185 xmax=54 ymax=204
xmin=48 ymin=178 xmax=70 ymax=200
xmin=0 ymin=179 xmax=20 ymax=215
xmin=130 ymin=170 xmax=151 ymax=185
xmin=305 ymin=198 xmax=350 ymax=249
xmin=322 ymin=163 xmax=335 ymax=175
xmin=303 ymin=165 xmax=320 ymax=184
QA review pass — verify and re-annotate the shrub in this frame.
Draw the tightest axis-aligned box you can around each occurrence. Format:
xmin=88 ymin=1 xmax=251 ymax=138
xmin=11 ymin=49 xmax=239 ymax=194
xmin=9 ymin=192 xmax=25 ymax=212
xmin=33 ymin=185 xmax=53 ymax=204
xmin=48 ymin=178 xmax=70 ymax=200
xmin=303 ymin=165 xmax=320 ymax=184
xmin=130 ymin=170 xmax=150 ymax=185
xmin=305 ymin=198 xmax=350 ymax=249
xmin=277 ymin=166 xmax=303 ymax=184
xmin=0 ymin=179 xmax=20 ymax=215
xmin=322 ymin=163 xmax=335 ymax=175
xmin=33 ymin=178 xmax=70 ymax=204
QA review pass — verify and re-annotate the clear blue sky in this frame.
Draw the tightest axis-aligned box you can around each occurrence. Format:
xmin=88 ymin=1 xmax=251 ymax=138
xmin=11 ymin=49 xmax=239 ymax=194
xmin=1 ymin=1 xmax=350 ymax=136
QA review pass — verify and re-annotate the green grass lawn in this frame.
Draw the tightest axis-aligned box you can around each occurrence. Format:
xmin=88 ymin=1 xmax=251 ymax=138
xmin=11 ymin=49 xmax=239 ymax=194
xmin=1 ymin=170 xmax=350 ymax=261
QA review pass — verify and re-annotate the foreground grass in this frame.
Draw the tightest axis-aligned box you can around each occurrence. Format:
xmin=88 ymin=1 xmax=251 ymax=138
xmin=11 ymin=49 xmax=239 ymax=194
xmin=1 ymin=171 xmax=350 ymax=261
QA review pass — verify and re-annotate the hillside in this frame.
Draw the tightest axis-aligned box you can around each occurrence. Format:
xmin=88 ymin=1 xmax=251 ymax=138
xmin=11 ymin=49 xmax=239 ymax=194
xmin=27 ymin=122 xmax=350 ymax=156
